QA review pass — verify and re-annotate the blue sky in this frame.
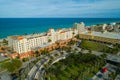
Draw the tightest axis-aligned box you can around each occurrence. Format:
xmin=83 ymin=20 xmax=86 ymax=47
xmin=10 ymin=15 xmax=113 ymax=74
xmin=0 ymin=0 xmax=120 ymax=18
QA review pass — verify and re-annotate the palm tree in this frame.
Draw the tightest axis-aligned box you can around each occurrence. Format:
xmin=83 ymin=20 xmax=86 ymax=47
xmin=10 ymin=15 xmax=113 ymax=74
xmin=72 ymin=32 xmax=75 ymax=37
xmin=50 ymin=56 xmax=54 ymax=60
xmin=61 ymin=52 xmax=64 ymax=55
xmin=35 ymin=50 xmax=40 ymax=57
xmin=44 ymin=64 xmax=48 ymax=69
xmin=48 ymin=39 xmax=52 ymax=43
xmin=41 ymin=49 xmax=49 ymax=55
xmin=54 ymin=53 xmax=59 ymax=57
xmin=2 ymin=39 xmax=8 ymax=45
xmin=75 ymin=35 xmax=79 ymax=39
xmin=49 ymin=59 xmax=53 ymax=65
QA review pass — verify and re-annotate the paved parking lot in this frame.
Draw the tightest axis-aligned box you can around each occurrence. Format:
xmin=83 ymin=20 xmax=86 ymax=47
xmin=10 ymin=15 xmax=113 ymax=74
xmin=0 ymin=71 xmax=12 ymax=80
xmin=92 ymin=64 xmax=118 ymax=80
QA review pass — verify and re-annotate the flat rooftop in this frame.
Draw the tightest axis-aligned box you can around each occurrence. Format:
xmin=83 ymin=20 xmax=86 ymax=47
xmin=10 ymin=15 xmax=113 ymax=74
xmin=91 ymin=31 xmax=120 ymax=39
xmin=24 ymin=32 xmax=47 ymax=39
xmin=8 ymin=27 xmax=74 ymax=40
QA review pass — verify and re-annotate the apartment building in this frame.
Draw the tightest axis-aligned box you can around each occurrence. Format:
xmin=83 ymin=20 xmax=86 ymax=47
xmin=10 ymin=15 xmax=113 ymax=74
xmin=73 ymin=22 xmax=87 ymax=33
xmin=8 ymin=26 xmax=83 ymax=54
xmin=7 ymin=22 xmax=86 ymax=59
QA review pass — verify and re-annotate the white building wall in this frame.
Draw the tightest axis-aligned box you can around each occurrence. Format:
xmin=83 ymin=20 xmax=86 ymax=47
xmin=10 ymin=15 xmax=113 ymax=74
xmin=74 ymin=22 xmax=86 ymax=33
xmin=9 ymin=26 xmax=79 ymax=54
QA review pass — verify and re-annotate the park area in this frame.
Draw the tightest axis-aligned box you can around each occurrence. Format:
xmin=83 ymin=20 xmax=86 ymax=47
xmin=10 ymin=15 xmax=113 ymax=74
xmin=81 ymin=40 xmax=119 ymax=54
xmin=43 ymin=53 xmax=105 ymax=80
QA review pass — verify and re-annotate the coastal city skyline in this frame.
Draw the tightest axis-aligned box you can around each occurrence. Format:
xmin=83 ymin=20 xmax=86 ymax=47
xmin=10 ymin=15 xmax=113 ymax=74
xmin=0 ymin=0 xmax=120 ymax=80
xmin=0 ymin=0 xmax=120 ymax=18
xmin=0 ymin=21 xmax=120 ymax=80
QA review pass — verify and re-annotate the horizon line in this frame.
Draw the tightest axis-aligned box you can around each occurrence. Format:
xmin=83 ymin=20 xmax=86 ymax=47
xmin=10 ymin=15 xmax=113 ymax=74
xmin=0 ymin=17 xmax=120 ymax=19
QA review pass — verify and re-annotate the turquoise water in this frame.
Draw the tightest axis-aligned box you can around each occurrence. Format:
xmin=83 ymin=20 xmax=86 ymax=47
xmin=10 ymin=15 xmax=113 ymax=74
xmin=0 ymin=18 xmax=120 ymax=38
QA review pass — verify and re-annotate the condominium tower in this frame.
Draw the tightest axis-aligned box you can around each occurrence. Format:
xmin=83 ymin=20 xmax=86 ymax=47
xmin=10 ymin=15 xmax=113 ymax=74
xmin=8 ymin=23 xmax=85 ymax=54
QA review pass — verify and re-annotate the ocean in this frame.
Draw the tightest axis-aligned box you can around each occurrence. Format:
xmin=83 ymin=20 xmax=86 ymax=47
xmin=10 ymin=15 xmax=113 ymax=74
xmin=0 ymin=18 xmax=120 ymax=39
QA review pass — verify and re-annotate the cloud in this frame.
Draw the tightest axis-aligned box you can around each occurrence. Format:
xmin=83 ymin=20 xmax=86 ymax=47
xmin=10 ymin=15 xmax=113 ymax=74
xmin=0 ymin=0 xmax=120 ymax=18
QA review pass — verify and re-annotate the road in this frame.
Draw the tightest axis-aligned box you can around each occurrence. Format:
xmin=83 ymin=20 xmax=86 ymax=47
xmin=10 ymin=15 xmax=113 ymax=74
xmin=25 ymin=46 xmax=119 ymax=80
xmin=26 ymin=57 xmax=49 ymax=80
xmin=115 ymin=74 xmax=120 ymax=80
xmin=26 ymin=49 xmax=70 ymax=80
xmin=0 ymin=71 xmax=12 ymax=80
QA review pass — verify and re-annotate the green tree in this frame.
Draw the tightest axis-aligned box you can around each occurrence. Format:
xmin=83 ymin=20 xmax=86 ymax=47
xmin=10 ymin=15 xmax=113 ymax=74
xmin=68 ymin=40 xmax=76 ymax=46
xmin=75 ymin=35 xmax=79 ymax=39
xmin=2 ymin=39 xmax=8 ymax=45
xmin=44 ymin=53 xmax=105 ymax=80
xmin=1 ymin=59 xmax=22 ymax=73
xmin=22 ymin=58 xmax=29 ymax=62
xmin=72 ymin=32 xmax=75 ymax=37
xmin=48 ymin=39 xmax=52 ymax=43
xmin=41 ymin=49 xmax=49 ymax=55
xmin=35 ymin=50 xmax=40 ymax=56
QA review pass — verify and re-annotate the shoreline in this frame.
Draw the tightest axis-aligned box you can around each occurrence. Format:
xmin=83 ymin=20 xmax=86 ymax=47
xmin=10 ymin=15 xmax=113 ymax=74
xmin=0 ymin=20 xmax=120 ymax=39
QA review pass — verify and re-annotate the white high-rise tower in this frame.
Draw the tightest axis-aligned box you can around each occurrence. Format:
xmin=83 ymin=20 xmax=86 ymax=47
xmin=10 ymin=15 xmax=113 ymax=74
xmin=74 ymin=22 xmax=86 ymax=33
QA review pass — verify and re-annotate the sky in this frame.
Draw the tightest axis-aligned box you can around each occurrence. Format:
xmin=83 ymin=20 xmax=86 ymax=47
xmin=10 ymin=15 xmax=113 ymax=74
xmin=0 ymin=0 xmax=120 ymax=18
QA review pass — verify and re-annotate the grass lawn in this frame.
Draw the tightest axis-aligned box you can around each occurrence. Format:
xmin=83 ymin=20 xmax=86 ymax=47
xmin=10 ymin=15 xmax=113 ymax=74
xmin=0 ymin=58 xmax=10 ymax=72
xmin=81 ymin=40 xmax=108 ymax=51
xmin=0 ymin=59 xmax=22 ymax=73
xmin=81 ymin=40 xmax=120 ymax=54
xmin=0 ymin=58 xmax=10 ymax=64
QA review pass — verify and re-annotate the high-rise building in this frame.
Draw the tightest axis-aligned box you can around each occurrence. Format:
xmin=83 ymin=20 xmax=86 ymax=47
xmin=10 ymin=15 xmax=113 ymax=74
xmin=73 ymin=22 xmax=86 ymax=33
xmin=8 ymin=27 xmax=78 ymax=54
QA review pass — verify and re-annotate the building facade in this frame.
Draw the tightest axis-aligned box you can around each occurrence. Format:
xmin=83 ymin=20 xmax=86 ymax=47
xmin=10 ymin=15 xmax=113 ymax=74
xmin=73 ymin=22 xmax=86 ymax=33
xmin=8 ymin=24 xmax=83 ymax=54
